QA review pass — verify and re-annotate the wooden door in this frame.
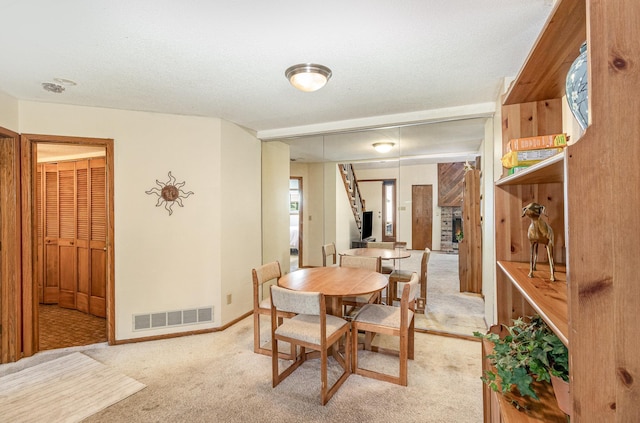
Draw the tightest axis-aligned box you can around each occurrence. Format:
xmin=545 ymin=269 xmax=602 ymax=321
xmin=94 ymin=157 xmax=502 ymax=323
xmin=36 ymin=164 xmax=44 ymax=303
xmin=89 ymin=158 xmax=107 ymax=318
xmin=58 ymin=161 xmax=77 ymax=309
xmin=411 ymin=185 xmax=433 ymax=250
xmin=43 ymin=163 xmax=59 ymax=304
xmin=76 ymin=160 xmax=90 ymax=313
xmin=0 ymin=129 xmax=22 ymax=363
xmin=38 ymin=157 xmax=106 ymax=317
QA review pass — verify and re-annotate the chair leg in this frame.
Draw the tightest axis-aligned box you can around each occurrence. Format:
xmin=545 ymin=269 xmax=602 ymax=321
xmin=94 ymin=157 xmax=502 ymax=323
xmin=253 ymin=311 xmax=260 ymax=354
xmin=323 ymin=332 xmax=351 ymax=405
xmin=320 ymin=344 xmax=329 ymax=405
xmin=408 ymin=319 xmax=415 ymax=360
xmin=399 ymin=330 xmax=408 ymax=386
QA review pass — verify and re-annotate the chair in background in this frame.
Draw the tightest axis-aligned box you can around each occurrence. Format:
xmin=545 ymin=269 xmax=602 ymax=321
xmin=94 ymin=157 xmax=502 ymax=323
xmin=366 ymin=241 xmax=395 ymax=274
xmin=270 ymin=285 xmax=351 ymax=405
xmin=339 ymin=254 xmax=382 ymax=317
xmin=252 ymin=261 xmax=295 ymax=359
xmin=388 ymin=248 xmax=430 ymax=312
xmin=322 ymin=242 xmax=337 ymax=266
xmin=351 ymin=272 xmax=419 ymax=386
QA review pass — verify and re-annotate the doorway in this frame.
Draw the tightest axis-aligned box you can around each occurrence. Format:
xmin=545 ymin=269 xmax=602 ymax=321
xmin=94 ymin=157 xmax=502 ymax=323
xmin=24 ymin=134 xmax=115 ymax=357
xmin=289 ymin=177 xmax=303 ymax=271
xmin=381 ymin=180 xmax=396 ymax=242
xmin=36 ymin=143 xmax=109 ymax=350
xmin=412 ymin=184 xmax=433 ymax=250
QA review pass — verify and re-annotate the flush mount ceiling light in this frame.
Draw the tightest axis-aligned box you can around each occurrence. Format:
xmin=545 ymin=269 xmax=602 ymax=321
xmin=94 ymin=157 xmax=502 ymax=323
xmin=42 ymin=78 xmax=77 ymax=94
xmin=285 ymin=63 xmax=332 ymax=92
xmin=42 ymin=82 xmax=65 ymax=93
xmin=373 ymin=142 xmax=395 ymax=153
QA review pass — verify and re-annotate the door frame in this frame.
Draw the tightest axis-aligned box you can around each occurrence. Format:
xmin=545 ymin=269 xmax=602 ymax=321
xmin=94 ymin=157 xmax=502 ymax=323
xmin=381 ymin=180 xmax=396 ymax=242
xmin=20 ymin=134 xmax=115 ymax=356
xmin=0 ymin=127 xmax=21 ymax=363
xmin=290 ymin=176 xmax=303 ymax=268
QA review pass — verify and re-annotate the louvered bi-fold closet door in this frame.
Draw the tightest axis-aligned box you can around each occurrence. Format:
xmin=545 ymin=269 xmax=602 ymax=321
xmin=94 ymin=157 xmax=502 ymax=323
xmin=58 ymin=161 xmax=77 ymax=309
xmin=88 ymin=158 xmax=106 ymax=318
xmin=40 ymin=158 xmax=107 ymax=318
xmin=43 ymin=163 xmax=59 ymax=304
xmin=36 ymin=164 xmax=44 ymax=303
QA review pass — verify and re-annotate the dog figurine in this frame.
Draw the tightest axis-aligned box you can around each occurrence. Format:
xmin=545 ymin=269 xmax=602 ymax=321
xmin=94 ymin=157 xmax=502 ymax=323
xmin=522 ymin=202 xmax=555 ymax=281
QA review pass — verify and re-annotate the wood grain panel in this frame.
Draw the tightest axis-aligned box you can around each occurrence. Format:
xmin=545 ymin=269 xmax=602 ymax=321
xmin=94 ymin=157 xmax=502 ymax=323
xmin=437 ymin=162 xmax=464 ymax=207
xmin=459 ymin=169 xmax=482 ymax=293
xmin=411 ymin=185 xmax=432 ymax=250
xmin=0 ymin=130 xmax=21 ymax=363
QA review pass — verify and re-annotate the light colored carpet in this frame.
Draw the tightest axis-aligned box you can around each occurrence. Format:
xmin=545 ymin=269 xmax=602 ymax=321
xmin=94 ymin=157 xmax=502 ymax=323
xmin=395 ymin=250 xmax=487 ymax=336
xmin=66 ymin=316 xmax=482 ymax=422
xmin=0 ymin=352 xmax=145 ymax=423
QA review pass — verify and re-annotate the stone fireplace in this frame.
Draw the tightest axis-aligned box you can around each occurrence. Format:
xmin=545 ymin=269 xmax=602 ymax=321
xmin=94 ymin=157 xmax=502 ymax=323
xmin=440 ymin=206 xmax=462 ymax=253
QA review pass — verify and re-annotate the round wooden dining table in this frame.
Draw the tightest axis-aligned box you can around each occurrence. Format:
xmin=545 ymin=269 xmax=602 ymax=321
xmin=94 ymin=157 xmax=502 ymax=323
xmin=341 ymin=247 xmax=411 ymax=260
xmin=278 ymin=267 xmax=388 ymax=316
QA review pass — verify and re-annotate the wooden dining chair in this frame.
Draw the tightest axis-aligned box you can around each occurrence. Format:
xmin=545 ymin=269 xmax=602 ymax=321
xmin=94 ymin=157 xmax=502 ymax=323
xmin=270 ymin=285 xmax=351 ymax=405
xmin=388 ymin=248 xmax=430 ymax=311
xmin=351 ymin=272 xmax=419 ymax=386
xmin=339 ymin=254 xmax=382 ymax=317
xmin=252 ymin=261 xmax=295 ymax=359
xmin=322 ymin=242 xmax=337 ymax=266
xmin=366 ymin=241 xmax=395 ymax=274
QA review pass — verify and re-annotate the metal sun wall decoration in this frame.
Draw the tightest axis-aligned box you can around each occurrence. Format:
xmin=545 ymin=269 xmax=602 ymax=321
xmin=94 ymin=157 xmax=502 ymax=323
xmin=145 ymin=171 xmax=194 ymax=215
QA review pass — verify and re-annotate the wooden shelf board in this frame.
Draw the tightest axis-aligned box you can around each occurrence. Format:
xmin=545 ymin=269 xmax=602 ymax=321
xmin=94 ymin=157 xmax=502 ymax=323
xmin=497 ymin=151 xmax=565 ymax=186
xmin=482 ymin=337 xmax=568 ymax=422
xmin=504 ymin=0 xmax=587 ymax=105
xmin=497 ymin=261 xmax=568 ymax=346
xmin=495 ymin=383 xmax=568 ymax=423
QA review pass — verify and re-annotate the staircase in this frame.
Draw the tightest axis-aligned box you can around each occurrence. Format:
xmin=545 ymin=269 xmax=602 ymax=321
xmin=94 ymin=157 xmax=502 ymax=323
xmin=338 ymin=164 xmax=366 ymax=233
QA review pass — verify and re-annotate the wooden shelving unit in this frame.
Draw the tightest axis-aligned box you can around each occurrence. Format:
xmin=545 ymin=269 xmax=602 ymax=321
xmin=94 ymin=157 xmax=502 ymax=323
xmin=497 ymin=261 xmax=567 ymax=346
xmin=487 ymin=0 xmax=640 ymax=421
xmin=482 ymin=336 xmax=567 ymax=423
xmin=496 ymin=152 xmax=564 ymax=187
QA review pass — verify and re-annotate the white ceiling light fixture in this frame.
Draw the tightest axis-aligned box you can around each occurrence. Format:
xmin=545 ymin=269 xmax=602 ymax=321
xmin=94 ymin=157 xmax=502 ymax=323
xmin=373 ymin=142 xmax=395 ymax=153
xmin=285 ymin=63 xmax=332 ymax=92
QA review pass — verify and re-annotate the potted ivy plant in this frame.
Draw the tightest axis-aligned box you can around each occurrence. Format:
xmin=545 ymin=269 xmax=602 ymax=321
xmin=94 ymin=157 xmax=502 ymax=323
xmin=474 ymin=315 xmax=569 ymax=414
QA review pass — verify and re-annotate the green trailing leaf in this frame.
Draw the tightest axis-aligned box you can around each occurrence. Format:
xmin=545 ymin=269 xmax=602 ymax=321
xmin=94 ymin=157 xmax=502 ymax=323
xmin=473 ymin=315 xmax=570 ymax=401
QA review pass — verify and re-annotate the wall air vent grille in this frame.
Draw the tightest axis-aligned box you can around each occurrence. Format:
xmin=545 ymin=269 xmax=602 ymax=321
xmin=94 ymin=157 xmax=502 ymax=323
xmin=133 ymin=306 xmax=214 ymax=331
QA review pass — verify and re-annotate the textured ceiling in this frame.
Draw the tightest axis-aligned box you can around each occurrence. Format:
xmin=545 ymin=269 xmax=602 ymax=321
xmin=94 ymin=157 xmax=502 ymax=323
xmin=1 ymin=0 xmax=555 ymax=161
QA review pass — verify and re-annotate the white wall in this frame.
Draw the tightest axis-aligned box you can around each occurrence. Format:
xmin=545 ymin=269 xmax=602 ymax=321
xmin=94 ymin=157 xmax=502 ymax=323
xmin=482 ymin=116 xmax=497 ymax=327
xmin=221 ymin=120 xmax=261 ymax=323
xmin=0 ymin=91 xmax=18 ymax=130
xmin=358 ymin=180 xmax=384 ymax=240
xmin=306 ymin=163 xmax=325 ymax=266
xmin=12 ymin=99 xmax=261 ymax=340
xmin=261 ymin=142 xmax=290 ymax=273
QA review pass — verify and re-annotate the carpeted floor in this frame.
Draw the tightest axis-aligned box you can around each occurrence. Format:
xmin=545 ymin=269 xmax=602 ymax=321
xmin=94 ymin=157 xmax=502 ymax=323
xmin=394 ymin=250 xmax=487 ymax=337
xmin=2 ymin=315 xmax=482 ymax=423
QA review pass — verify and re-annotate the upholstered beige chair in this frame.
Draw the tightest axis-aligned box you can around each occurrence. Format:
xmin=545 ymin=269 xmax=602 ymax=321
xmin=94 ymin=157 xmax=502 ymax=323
xmin=252 ymin=261 xmax=295 ymax=359
xmin=366 ymin=241 xmax=395 ymax=274
xmin=351 ymin=272 xmax=419 ymax=386
xmin=339 ymin=254 xmax=382 ymax=317
xmin=388 ymin=248 xmax=430 ymax=312
xmin=322 ymin=242 xmax=337 ymax=266
xmin=270 ymin=285 xmax=351 ymax=405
